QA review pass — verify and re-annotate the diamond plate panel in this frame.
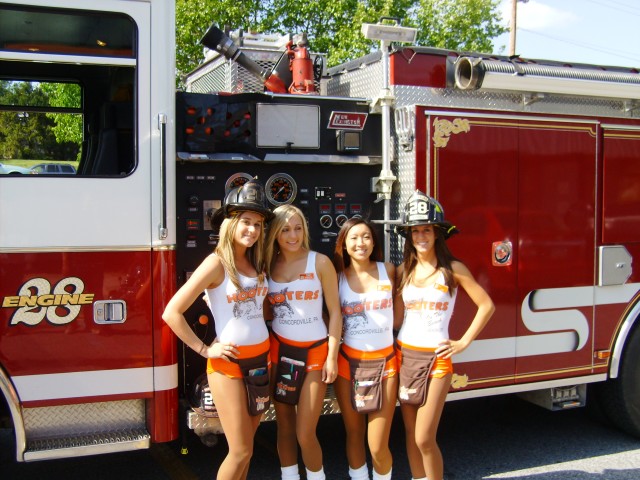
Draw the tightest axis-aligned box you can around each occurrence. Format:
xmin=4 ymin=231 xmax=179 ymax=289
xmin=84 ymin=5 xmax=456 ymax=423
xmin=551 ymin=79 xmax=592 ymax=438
xmin=23 ymin=400 xmax=145 ymax=439
xmin=186 ymin=49 xmax=325 ymax=94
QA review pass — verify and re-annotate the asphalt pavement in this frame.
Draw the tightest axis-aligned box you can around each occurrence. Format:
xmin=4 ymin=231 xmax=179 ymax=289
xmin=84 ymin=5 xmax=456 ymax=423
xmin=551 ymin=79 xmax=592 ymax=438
xmin=2 ymin=394 xmax=640 ymax=479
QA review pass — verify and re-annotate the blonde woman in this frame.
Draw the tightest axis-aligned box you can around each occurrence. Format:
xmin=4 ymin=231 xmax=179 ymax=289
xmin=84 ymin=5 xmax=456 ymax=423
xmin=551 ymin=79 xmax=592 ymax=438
xmin=264 ymin=204 xmax=342 ymax=480
xmin=163 ymin=179 xmax=273 ymax=480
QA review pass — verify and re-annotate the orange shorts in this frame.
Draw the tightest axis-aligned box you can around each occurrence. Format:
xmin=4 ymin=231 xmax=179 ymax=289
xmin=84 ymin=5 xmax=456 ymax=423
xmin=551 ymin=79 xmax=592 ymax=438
xmin=338 ymin=344 xmax=398 ymax=380
xmin=269 ymin=333 xmax=328 ymax=372
xmin=395 ymin=341 xmax=453 ymax=379
xmin=207 ymin=338 xmax=271 ymax=378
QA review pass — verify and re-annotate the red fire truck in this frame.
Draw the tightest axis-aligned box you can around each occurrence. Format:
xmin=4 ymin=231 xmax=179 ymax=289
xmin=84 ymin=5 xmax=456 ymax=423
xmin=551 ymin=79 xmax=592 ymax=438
xmin=1 ymin=0 xmax=639 ymax=464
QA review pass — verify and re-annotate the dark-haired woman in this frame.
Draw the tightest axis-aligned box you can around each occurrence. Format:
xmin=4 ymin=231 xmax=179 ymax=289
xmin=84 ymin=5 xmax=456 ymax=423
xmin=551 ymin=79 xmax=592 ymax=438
xmin=334 ymin=217 xmax=397 ymax=480
xmin=394 ymin=191 xmax=494 ymax=480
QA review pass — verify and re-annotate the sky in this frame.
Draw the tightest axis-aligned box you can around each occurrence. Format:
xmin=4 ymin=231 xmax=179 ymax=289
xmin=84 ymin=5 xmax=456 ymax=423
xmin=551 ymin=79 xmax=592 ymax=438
xmin=493 ymin=0 xmax=640 ymax=68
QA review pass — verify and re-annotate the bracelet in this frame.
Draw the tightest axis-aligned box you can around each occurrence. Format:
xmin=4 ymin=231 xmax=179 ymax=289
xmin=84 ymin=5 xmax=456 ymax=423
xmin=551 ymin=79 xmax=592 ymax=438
xmin=198 ymin=342 xmax=207 ymax=356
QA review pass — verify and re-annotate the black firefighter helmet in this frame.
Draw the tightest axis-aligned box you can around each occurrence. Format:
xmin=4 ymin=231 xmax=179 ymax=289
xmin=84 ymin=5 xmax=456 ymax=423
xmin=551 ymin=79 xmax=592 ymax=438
xmin=209 ymin=177 xmax=274 ymax=231
xmin=394 ymin=190 xmax=459 ymax=239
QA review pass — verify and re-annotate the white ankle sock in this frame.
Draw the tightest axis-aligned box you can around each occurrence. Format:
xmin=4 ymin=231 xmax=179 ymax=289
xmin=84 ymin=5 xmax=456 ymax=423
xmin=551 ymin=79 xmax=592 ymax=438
xmin=412 ymin=477 xmax=427 ymax=480
xmin=281 ymin=465 xmax=300 ymax=480
xmin=349 ymin=464 xmax=370 ymax=480
xmin=372 ymin=468 xmax=392 ymax=480
xmin=306 ymin=467 xmax=325 ymax=480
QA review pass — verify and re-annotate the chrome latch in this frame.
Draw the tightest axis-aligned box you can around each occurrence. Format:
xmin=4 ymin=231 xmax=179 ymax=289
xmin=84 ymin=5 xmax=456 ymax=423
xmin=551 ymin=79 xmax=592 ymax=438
xmin=94 ymin=300 xmax=127 ymax=324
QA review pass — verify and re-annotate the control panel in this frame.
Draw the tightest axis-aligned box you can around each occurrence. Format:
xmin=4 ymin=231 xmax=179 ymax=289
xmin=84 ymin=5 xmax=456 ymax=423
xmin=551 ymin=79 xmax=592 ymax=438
xmin=175 ymin=160 xmax=383 ymax=286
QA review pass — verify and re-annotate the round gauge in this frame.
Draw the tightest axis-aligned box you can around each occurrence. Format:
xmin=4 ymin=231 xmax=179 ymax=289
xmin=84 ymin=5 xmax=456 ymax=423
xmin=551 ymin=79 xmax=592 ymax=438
xmin=225 ymin=172 xmax=253 ymax=194
xmin=266 ymin=173 xmax=297 ymax=206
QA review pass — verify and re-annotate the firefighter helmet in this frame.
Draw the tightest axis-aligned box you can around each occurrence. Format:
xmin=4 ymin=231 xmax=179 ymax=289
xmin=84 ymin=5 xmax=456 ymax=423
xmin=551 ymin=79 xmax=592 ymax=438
xmin=395 ymin=190 xmax=459 ymax=239
xmin=222 ymin=178 xmax=274 ymax=221
xmin=209 ymin=178 xmax=274 ymax=231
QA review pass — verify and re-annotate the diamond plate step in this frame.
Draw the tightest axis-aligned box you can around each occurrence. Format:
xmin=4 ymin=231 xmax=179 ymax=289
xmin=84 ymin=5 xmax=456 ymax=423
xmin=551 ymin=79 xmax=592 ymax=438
xmin=24 ymin=428 xmax=150 ymax=462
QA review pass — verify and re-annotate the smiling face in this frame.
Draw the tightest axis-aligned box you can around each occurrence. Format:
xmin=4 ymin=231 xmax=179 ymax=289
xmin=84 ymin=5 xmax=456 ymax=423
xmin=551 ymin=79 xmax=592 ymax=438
xmin=345 ymin=222 xmax=374 ymax=262
xmin=276 ymin=213 xmax=305 ymax=254
xmin=410 ymin=224 xmax=436 ymax=255
xmin=233 ymin=211 xmax=264 ymax=249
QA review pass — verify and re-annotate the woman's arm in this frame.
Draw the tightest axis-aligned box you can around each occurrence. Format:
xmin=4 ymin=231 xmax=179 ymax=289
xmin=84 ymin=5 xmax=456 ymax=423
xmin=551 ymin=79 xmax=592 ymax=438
xmin=162 ymin=254 xmax=234 ymax=358
xmin=393 ymin=263 xmax=405 ymax=331
xmin=439 ymin=260 xmax=495 ymax=358
xmin=317 ymin=252 xmax=342 ymax=383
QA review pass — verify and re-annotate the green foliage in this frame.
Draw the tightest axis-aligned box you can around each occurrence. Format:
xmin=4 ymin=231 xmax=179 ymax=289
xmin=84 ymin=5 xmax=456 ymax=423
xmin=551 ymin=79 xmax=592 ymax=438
xmin=412 ymin=0 xmax=507 ymax=52
xmin=40 ymin=82 xmax=83 ymax=147
xmin=175 ymin=0 xmax=506 ymax=85
xmin=0 ymin=81 xmax=79 ymax=161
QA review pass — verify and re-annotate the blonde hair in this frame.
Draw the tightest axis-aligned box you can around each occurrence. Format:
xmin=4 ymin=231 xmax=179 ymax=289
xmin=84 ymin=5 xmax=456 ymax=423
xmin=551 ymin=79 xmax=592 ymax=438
xmin=264 ymin=205 xmax=310 ymax=276
xmin=214 ymin=212 xmax=267 ymax=289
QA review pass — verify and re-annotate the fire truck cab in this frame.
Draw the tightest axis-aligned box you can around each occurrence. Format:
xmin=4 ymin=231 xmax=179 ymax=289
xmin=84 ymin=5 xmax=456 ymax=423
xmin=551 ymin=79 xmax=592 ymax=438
xmin=1 ymin=0 xmax=640 ymax=465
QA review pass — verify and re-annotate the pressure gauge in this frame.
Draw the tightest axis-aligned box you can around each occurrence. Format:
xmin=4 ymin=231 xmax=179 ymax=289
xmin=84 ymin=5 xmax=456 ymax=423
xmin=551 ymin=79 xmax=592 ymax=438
xmin=266 ymin=173 xmax=297 ymax=206
xmin=225 ymin=172 xmax=253 ymax=194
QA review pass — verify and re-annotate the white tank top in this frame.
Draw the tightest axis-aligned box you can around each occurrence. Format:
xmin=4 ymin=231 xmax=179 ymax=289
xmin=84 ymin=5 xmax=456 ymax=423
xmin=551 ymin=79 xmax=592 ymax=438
xmin=204 ymin=269 xmax=269 ymax=346
xmin=268 ymin=251 xmax=327 ymax=342
xmin=338 ymin=262 xmax=394 ymax=351
xmin=397 ymin=271 xmax=457 ymax=348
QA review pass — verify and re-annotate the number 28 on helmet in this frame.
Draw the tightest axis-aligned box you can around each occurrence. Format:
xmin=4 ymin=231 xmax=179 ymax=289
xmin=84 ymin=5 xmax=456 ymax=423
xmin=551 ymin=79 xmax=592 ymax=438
xmin=394 ymin=190 xmax=459 ymax=239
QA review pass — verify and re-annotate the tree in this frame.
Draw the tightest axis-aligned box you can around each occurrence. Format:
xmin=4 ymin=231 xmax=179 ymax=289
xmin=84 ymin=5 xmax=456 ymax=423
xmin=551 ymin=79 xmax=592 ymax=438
xmin=412 ymin=0 xmax=507 ymax=53
xmin=0 ymin=81 xmax=79 ymax=161
xmin=40 ymin=82 xmax=83 ymax=147
xmin=175 ymin=0 xmax=506 ymax=86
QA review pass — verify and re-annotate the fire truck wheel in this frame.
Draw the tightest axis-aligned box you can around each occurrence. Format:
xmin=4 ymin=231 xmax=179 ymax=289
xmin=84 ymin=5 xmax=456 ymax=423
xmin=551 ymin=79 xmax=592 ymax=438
xmin=596 ymin=322 xmax=640 ymax=438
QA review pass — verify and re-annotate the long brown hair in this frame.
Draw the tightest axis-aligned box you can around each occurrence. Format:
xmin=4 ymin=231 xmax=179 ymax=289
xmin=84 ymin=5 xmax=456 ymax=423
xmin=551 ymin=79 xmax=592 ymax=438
xmin=398 ymin=225 xmax=459 ymax=295
xmin=333 ymin=217 xmax=382 ymax=275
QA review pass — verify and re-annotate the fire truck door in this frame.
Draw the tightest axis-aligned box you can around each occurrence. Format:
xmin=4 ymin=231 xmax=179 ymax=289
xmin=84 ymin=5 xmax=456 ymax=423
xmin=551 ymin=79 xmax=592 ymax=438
xmin=425 ymin=113 xmax=597 ymax=387
xmin=515 ymin=120 xmax=597 ymax=378
xmin=425 ymin=112 xmax=519 ymax=386
xmin=0 ymin=1 xmax=161 ymax=409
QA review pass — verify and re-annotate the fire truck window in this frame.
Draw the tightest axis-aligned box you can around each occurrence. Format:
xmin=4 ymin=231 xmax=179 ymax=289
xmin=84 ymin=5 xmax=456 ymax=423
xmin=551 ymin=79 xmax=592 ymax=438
xmin=0 ymin=80 xmax=81 ymax=175
xmin=0 ymin=5 xmax=137 ymax=177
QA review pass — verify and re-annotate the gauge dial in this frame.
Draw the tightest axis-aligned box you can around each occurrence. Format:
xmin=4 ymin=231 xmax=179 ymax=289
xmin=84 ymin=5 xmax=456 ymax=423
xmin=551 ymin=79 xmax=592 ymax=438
xmin=225 ymin=172 xmax=253 ymax=194
xmin=266 ymin=173 xmax=297 ymax=206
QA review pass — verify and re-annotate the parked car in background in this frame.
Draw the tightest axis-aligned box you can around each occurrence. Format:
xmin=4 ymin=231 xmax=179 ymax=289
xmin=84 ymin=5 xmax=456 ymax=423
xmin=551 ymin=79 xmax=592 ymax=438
xmin=30 ymin=163 xmax=77 ymax=175
xmin=0 ymin=162 xmax=32 ymax=174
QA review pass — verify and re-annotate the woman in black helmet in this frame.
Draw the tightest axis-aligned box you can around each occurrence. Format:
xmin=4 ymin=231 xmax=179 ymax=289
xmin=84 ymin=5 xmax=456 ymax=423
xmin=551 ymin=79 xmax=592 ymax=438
xmin=163 ymin=179 xmax=273 ymax=480
xmin=393 ymin=191 xmax=495 ymax=480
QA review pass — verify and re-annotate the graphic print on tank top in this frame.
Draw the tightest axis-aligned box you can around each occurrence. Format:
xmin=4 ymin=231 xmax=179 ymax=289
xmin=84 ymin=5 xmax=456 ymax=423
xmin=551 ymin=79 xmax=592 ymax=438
xmin=270 ymin=287 xmax=296 ymax=318
xmin=268 ymin=252 xmax=326 ymax=342
xmin=341 ymin=299 xmax=370 ymax=331
xmin=339 ymin=262 xmax=394 ymax=351
xmin=398 ymin=271 xmax=457 ymax=349
xmin=232 ymin=285 xmax=262 ymax=319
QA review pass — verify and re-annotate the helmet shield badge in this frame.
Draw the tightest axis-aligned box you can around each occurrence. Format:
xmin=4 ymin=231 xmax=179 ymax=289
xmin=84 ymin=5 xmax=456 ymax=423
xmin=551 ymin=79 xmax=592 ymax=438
xmin=395 ymin=190 xmax=459 ymax=239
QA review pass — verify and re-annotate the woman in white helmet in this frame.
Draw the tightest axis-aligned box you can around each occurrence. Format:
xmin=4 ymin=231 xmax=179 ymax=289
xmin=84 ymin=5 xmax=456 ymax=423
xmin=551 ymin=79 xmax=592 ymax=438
xmin=394 ymin=191 xmax=495 ymax=480
xmin=163 ymin=179 xmax=273 ymax=480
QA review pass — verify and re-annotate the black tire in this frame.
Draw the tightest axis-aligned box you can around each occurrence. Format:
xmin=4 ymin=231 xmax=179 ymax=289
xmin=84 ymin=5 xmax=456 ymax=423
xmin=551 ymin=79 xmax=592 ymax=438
xmin=596 ymin=321 xmax=640 ymax=437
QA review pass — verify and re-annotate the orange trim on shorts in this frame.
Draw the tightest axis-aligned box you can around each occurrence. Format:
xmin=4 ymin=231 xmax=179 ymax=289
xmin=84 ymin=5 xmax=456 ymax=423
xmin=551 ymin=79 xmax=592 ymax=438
xmin=395 ymin=340 xmax=453 ymax=379
xmin=269 ymin=333 xmax=328 ymax=372
xmin=207 ymin=338 xmax=271 ymax=378
xmin=338 ymin=343 xmax=398 ymax=380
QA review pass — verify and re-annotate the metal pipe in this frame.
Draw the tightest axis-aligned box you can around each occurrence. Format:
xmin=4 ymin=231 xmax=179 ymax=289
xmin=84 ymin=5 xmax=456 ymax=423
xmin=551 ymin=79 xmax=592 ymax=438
xmin=455 ymin=56 xmax=640 ymax=100
xmin=200 ymin=24 xmax=287 ymax=93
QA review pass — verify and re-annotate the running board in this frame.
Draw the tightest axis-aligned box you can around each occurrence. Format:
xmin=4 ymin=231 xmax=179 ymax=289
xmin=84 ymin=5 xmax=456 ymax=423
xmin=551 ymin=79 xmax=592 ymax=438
xmin=23 ymin=428 xmax=150 ymax=462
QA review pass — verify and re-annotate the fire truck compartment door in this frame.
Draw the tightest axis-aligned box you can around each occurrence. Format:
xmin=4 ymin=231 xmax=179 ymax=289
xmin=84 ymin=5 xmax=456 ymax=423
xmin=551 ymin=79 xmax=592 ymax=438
xmin=0 ymin=0 xmax=167 ymax=405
